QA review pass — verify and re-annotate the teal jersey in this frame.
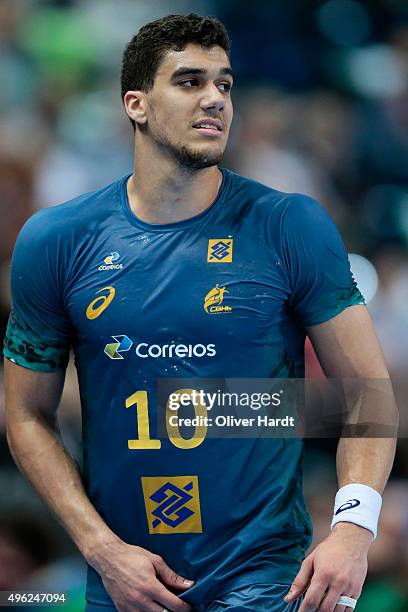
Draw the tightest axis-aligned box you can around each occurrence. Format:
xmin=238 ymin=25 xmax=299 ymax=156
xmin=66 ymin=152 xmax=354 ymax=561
xmin=4 ymin=169 xmax=364 ymax=605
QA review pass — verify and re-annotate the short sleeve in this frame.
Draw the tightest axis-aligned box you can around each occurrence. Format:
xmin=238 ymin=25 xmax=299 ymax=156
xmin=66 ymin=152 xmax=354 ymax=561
xmin=3 ymin=211 xmax=72 ymax=372
xmin=281 ymin=195 xmax=365 ymax=327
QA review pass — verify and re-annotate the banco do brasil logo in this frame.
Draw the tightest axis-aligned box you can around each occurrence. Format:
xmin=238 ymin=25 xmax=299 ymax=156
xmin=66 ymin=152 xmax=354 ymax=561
xmin=142 ymin=476 xmax=202 ymax=534
xmin=207 ymin=238 xmax=233 ymax=263
xmin=104 ymin=336 xmax=216 ymax=359
xmin=99 ymin=251 xmax=123 ymax=271
xmin=204 ymin=285 xmax=232 ymax=314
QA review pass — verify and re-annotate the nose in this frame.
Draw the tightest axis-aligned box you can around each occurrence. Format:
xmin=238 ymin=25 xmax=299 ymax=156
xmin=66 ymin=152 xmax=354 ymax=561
xmin=200 ymin=83 xmax=225 ymax=113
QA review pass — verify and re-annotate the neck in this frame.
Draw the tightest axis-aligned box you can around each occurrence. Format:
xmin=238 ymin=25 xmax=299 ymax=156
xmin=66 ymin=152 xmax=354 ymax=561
xmin=127 ymin=136 xmax=222 ymax=225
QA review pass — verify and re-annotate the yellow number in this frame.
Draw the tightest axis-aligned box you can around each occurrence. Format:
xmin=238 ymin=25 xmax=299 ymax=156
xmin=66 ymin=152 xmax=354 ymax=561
xmin=125 ymin=391 xmax=161 ymax=449
xmin=125 ymin=389 xmax=208 ymax=450
xmin=166 ymin=389 xmax=207 ymax=449
xmin=86 ymin=286 xmax=115 ymax=320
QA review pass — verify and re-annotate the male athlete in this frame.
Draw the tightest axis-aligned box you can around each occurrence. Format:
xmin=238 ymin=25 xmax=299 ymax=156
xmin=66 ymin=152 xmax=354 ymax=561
xmin=4 ymin=14 xmax=396 ymax=612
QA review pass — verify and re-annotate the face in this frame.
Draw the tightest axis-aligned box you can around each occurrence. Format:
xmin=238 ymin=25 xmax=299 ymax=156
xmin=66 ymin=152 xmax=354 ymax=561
xmin=140 ymin=43 xmax=233 ymax=171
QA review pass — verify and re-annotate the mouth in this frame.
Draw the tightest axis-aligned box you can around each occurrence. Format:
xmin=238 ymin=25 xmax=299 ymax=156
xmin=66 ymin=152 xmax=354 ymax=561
xmin=192 ymin=118 xmax=223 ymax=133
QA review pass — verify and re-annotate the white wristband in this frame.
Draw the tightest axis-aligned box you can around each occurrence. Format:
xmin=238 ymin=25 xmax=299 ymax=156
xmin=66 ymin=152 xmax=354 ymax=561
xmin=331 ymin=483 xmax=382 ymax=539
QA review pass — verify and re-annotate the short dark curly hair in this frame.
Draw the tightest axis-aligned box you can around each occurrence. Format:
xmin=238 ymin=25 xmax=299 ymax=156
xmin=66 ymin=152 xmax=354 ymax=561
xmin=121 ymin=13 xmax=230 ymax=128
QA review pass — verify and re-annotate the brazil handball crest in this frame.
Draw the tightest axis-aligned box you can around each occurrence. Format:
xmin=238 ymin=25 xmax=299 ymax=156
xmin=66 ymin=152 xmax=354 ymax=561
xmin=141 ymin=476 xmax=202 ymax=534
xmin=204 ymin=285 xmax=232 ymax=314
xmin=207 ymin=238 xmax=233 ymax=262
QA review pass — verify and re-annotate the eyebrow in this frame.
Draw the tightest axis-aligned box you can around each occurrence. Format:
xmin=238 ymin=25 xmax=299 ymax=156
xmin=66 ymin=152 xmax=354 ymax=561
xmin=171 ymin=67 xmax=234 ymax=80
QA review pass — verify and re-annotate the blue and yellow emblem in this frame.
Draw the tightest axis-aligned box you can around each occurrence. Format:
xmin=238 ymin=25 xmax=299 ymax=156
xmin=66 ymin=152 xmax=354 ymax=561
xmin=141 ymin=476 xmax=202 ymax=534
xmin=207 ymin=239 xmax=233 ymax=263
xmin=204 ymin=286 xmax=232 ymax=314
xmin=104 ymin=251 xmax=120 ymax=264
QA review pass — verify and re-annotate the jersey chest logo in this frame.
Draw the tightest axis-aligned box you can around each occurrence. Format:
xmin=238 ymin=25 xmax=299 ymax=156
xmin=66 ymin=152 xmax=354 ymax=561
xmin=207 ymin=238 xmax=233 ymax=262
xmin=204 ymin=285 xmax=232 ymax=314
xmin=86 ymin=286 xmax=116 ymax=319
xmin=98 ymin=251 xmax=124 ymax=271
xmin=141 ymin=476 xmax=202 ymax=534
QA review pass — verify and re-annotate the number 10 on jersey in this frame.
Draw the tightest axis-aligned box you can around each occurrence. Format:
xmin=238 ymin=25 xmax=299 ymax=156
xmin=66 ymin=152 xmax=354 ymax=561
xmin=125 ymin=389 xmax=208 ymax=450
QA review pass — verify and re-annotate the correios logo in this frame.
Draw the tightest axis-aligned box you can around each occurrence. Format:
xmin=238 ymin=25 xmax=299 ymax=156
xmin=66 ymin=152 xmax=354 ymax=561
xmin=99 ymin=252 xmax=123 ymax=271
xmin=104 ymin=335 xmax=133 ymax=359
xmin=104 ymin=337 xmax=217 ymax=360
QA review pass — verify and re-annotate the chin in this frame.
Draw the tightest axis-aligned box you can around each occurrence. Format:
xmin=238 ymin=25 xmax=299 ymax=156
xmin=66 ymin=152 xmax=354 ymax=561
xmin=151 ymin=127 xmax=226 ymax=171
xmin=175 ymin=145 xmax=224 ymax=171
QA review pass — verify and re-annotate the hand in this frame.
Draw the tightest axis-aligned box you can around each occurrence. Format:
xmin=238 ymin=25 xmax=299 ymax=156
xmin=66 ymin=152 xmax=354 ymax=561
xmin=92 ymin=537 xmax=194 ymax=611
xmin=284 ymin=523 xmax=373 ymax=612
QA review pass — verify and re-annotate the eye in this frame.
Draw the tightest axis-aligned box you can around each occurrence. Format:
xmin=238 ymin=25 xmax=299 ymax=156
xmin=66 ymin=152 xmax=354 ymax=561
xmin=218 ymin=82 xmax=232 ymax=93
xmin=179 ymin=79 xmax=200 ymax=87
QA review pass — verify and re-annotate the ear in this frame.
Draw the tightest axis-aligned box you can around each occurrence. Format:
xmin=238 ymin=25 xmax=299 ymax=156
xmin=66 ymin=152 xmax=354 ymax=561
xmin=123 ymin=91 xmax=148 ymax=126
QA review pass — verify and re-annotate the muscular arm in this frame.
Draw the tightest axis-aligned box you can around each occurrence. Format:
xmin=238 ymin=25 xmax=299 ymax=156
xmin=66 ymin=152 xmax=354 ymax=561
xmin=307 ymin=304 xmax=397 ymax=496
xmin=4 ymin=360 xmax=193 ymax=612
xmin=286 ymin=305 xmax=397 ymax=612
xmin=4 ymin=360 xmax=116 ymax=562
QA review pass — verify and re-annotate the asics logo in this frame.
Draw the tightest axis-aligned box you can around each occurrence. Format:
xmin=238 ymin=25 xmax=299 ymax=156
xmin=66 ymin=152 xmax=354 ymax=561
xmin=86 ymin=287 xmax=115 ymax=320
xmin=335 ymin=499 xmax=361 ymax=515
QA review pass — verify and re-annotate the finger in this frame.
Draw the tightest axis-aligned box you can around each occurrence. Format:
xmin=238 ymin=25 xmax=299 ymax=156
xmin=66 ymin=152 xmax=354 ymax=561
xmin=284 ymin=555 xmax=314 ymax=602
xmin=152 ymin=556 xmax=194 ymax=591
xmin=154 ymin=584 xmax=193 ymax=612
xmin=334 ymin=594 xmax=359 ymax=612
xmin=317 ymin=585 xmax=345 ymax=612
xmin=297 ymin=577 xmax=328 ymax=612
xmin=116 ymin=592 xmax=164 ymax=612
xmin=134 ymin=597 xmax=164 ymax=612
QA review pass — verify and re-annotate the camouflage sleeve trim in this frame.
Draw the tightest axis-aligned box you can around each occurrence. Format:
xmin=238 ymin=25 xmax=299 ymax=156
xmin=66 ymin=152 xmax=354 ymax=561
xmin=3 ymin=313 xmax=69 ymax=372
xmin=303 ymin=280 xmax=365 ymax=327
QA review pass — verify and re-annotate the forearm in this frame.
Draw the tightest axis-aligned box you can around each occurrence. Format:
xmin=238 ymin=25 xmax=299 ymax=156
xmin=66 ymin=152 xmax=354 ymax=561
xmin=336 ymin=376 xmax=398 ymax=493
xmin=6 ymin=413 xmax=119 ymax=565
xmin=336 ymin=436 xmax=396 ymax=493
